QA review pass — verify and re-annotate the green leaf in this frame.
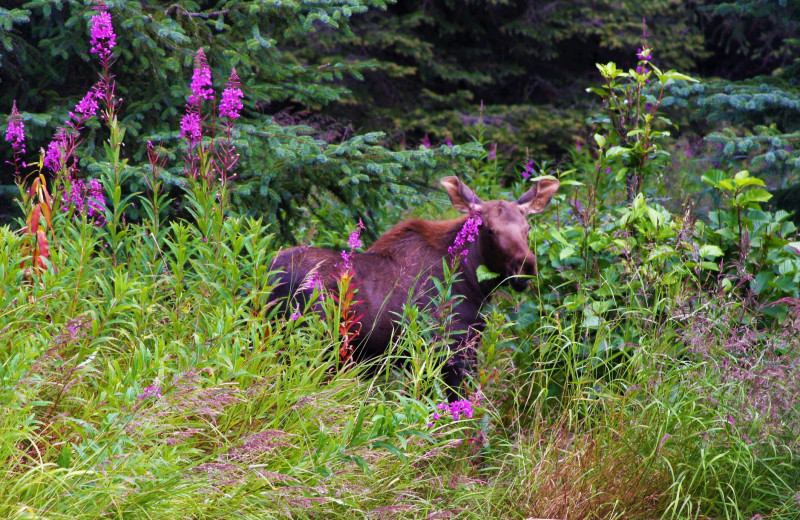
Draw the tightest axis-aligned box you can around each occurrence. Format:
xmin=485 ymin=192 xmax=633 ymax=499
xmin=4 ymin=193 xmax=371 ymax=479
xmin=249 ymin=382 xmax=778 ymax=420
xmin=605 ymin=145 xmax=628 ymax=159
xmin=476 ymin=264 xmax=500 ymax=282
xmin=593 ymin=134 xmax=606 ymax=149
xmin=56 ymin=444 xmax=71 ymax=468
xmin=698 ymin=244 xmax=724 ymax=259
xmin=581 ymin=315 xmax=600 ymax=328
xmin=737 ymin=188 xmax=772 ymax=205
xmin=372 ymin=440 xmax=407 ymax=463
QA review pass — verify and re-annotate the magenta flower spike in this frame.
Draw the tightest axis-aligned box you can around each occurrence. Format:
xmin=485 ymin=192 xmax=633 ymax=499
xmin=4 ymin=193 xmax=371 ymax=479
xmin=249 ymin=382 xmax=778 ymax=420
xmin=220 ymin=68 xmax=244 ymax=120
xmin=5 ymin=100 xmax=25 ymax=156
xmin=44 ymin=135 xmax=66 ymax=173
xmin=89 ymin=9 xmax=116 ymax=61
xmin=189 ymin=48 xmax=214 ymax=105
xmin=61 ymin=176 xmax=107 ymax=227
xmin=180 ymin=112 xmax=202 ymax=145
xmin=70 ymin=88 xmax=100 ymax=123
xmin=448 ymin=214 xmax=482 ymax=260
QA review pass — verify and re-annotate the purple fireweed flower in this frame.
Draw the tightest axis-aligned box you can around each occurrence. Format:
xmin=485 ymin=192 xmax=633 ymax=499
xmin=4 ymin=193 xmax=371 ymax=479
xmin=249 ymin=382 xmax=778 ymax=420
xmin=64 ymin=179 xmax=86 ymax=214
xmin=45 ymin=137 xmax=66 ymax=172
xmin=430 ymin=396 xmax=480 ymax=426
xmin=62 ymin=176 xmax=107 ymax=226
xmin=139 ymin=380 xmax=162 ymax=400
xmin=522 ymin=159 xmax=535 ymax=179
xmin=70 ymin=89 xmax=100 ymax=122
xmin=89 ymin=10 xmax=116 ymax=60
xmin=488 ymin=143 xmax=496 ymax=160
xmin=340 ymin=220 xmax=366 ymax=272
xmin=189 ymin=48 xmax=214 ymax=105
xmin=290 ymin=306 xmax=302 ymax=321
xmin=449 ymin=399 xmax=474 ymax=420
xmin=85 ymin=178 xmax=107 ymax=225
xmin=5 ymin=101 xmax=25 ymax=155
xmin=180 ymin=112 xmax=202 ymax=145
xmin=635 ymin=65 xmax=651 ymax=83
xmin=347 ymin=219 xmax=365 ymax=249
xmin=220 ymin=68 xmax=244 ymax=120
xmin=448 ymin=214 xmax=482 ymax=260
xmin=421 ymin=134 xmax=431 ymax=149
xmin=340 ymin=249 xmax=354 ymax=271
xmin=637 ymin=47 xmax=652 ymax=60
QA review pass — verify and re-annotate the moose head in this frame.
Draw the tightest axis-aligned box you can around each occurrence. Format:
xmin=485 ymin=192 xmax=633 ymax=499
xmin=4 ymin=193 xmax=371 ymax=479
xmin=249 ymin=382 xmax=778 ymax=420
xmin=440 ymin=176 xmax=560 ymax=291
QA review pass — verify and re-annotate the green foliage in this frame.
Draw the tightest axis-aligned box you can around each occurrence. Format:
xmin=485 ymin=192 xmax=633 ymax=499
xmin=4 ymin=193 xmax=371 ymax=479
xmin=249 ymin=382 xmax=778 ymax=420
xmin=700 ymin=169 xmax=800 ymax=310
xmin=590 ymin=56 xmax=698 ymax=200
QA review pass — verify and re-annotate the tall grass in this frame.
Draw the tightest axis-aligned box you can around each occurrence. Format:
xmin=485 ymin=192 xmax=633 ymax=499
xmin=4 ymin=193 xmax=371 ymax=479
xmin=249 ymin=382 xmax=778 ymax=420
xmin=3 ymin=198 xmax=798 ymax=519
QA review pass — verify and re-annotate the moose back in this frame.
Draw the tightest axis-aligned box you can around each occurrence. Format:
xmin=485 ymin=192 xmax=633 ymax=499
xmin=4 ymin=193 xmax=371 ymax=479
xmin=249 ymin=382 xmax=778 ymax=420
xmin=270 ymin=176 xmax=559 ymax=397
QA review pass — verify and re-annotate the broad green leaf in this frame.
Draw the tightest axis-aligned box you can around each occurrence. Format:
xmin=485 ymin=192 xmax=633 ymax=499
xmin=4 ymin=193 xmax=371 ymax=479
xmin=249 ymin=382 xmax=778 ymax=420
xmin=698 ymin=244 xmax=724 ymax=259
xmin=476 ymin=264 xmax=500 ymax=282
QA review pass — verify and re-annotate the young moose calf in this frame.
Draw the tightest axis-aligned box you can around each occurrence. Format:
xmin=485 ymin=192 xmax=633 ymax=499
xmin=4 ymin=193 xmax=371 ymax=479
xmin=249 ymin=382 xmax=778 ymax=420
xmin=271 ymin=176 xmax=559 ymax=398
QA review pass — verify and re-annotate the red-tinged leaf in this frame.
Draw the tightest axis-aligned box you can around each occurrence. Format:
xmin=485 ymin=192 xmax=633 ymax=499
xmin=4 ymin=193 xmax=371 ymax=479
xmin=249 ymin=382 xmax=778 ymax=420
xmin=41 ymin=203 xmax=53 ymax=230
xmin=36 ymin=229 xmax=50 ymax=269
xmin=39 ymin=175 xmax=53 ymax=206
xmin=30 ymin=176 xmax=41 ymax=197
xmin=37 ymin=229 xmax=50 ymax=261
xmin=28 ymin=205 xmax=42 ymax=235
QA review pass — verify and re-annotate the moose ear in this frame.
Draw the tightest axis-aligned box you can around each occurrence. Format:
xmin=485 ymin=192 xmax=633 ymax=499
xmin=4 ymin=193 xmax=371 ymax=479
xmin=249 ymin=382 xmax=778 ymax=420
xmin=517 ymin=178 xmax=560 ymax=215
xmin=441 ymin=176 xmax=483 ymax=213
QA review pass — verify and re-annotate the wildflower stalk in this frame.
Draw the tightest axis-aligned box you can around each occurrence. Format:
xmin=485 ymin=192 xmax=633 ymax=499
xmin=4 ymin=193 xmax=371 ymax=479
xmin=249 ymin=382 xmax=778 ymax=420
xmin=142 ymin=141 xmax=170 ymax=266
xmin=332 ymin=220 xmax=366 ymax=369
xmin=91 ymin=5 xmax=132 ymax=266
xmin=590 ymin=23 xmax=697 ymax=203
xmin=5 ymin=100 xmax=26 ymax=178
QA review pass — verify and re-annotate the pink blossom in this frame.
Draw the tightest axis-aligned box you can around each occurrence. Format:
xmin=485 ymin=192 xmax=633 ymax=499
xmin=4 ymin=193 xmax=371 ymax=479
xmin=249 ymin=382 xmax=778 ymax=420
xmin=5 ymin=101 xmax=25 ymax=155
xmin=180 ymin=112 xmax=202 ymax=145
xmin=448 ymin=214 xmax=482 ymax=260
xmin=340 ymin=220 xmax=366 ymax=272
xmin=220 ymin=68 xmax=244 ymax=120
xmin=44 ymin=136 xmax=66 ymax=172
xmin=70 ymin=89 xmax=100 ymax=122
xmin=522 ymin=159 xmax=535 ymax=179
xmin=138 ymin=380 xmax=162 ymax=400
xmin=61 ymin=176 xmax=107 ymax=226
xmin=189 ymin=48 xmax=214 ymax=105
xmin=89 ymin=10 xmax=116 ymax=60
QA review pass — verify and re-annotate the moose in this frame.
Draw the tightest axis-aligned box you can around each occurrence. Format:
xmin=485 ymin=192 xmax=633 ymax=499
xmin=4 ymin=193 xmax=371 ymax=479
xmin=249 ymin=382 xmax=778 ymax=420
xmin=270 ymin=176 xmax=559 ymax=399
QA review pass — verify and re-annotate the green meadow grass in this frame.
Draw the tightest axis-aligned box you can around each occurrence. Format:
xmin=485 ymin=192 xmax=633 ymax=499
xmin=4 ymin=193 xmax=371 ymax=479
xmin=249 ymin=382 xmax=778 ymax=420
xmin=2 ymin=206 xmax=798 ymax=520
